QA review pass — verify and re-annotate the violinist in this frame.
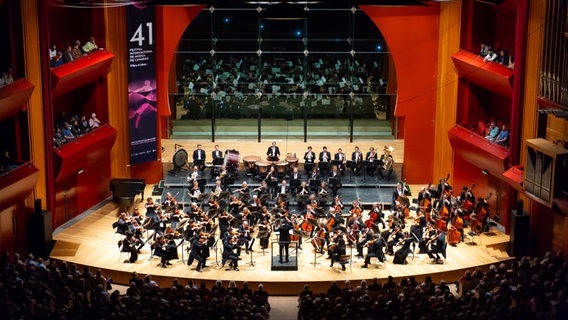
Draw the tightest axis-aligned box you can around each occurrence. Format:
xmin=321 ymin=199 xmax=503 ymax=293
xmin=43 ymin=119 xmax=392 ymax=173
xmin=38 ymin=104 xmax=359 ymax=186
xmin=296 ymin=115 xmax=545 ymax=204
xmin=385 ymin=225 xmax=403 ymax=255
xmin=259 ymin=206 xmax=272 ymax=224
xmin=228 ymin=196 xmax=245 ymax=217
xmin=427 ymin=228 xmax=446 ymax=263
xmin=187 ymin=234 xmax=207 ymax=272
xmin=222 ymin=235 xmax=240 ymax=271
xmin=410 ymin=210 xmax=427 ymax=240
xmin=189 ymin=180 xmax=202 ymax=202
xmin=212 ymin=179 xmax=225 ymax=199
xmin=187 ymin=202 xmax=203 ymax=221
xmin=393 ymin=231 xmax=413 ymax=265
xmin=144 ymin=197 xmax=159 ymax=218
xmin=218 ymin=209 xmax=234 ymax=240
xmin=418 ymin=223 xmax=436 ymax=254
xmin=361 ymin=234 xmax=385 ymax=268
xmin=257 ymin=219 xmax=271 ymax=249
xmin=264 ymin=165 xmax=277 ymax=184
xmin=120 ymin=231 xmax=140 ymax=263
xmin=328 ymin=230 xmax=347 ymax=271
xmin=254 ymin=180 xmax=269 ymax=205
xmin=238 ymin=221 xmax=255 ymax=254
xmin=170 ymin=208 xmax=185 ymax=230
xmin=356 ymin=225 xmax=373 ymax=258
xmin=115 ymin=212 xmax=132 ymax=235
xmin=152 ymin=234 xmax=172 ymax=268
xmin=208 ymin=195 xmax=220 ymax=217
xmin=152 ymin=210 xmax=168 ymax=236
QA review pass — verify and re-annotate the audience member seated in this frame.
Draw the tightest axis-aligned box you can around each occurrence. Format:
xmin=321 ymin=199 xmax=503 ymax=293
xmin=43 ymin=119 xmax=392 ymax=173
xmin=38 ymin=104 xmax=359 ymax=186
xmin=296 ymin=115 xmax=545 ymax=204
xmin=484 ymin=122 xmax=499 ymax=141
xmin=494 ymin=124 xmax=509 ymax=146
xmin=50 ymin=51 xmax=64 ymax=68
xmin=52 ymin=112 xmax=104 ymax=147
xmin=89 ymin=113 xmax=101 ymax=130
xmin=82 ymin=36 xmax=98 ymax=54
xmin=483 ymin=48 xmax=497 ymax=63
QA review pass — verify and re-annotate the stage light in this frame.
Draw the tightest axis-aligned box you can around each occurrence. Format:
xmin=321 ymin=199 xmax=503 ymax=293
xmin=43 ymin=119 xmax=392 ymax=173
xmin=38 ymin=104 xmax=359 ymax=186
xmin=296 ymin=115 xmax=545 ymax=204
xmin=224 ymin=17 xmax=230 ymax=24
xmin=295 ymin=30 xmax=302 ymax=37
xmin=376 ymin=44 xmax=382 ymax=51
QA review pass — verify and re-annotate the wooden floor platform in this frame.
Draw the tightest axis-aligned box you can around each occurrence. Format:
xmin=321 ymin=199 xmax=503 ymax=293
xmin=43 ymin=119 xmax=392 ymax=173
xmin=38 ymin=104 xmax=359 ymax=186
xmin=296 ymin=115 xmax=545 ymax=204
xmin=51 ymin=184 xmax=513 ymax=295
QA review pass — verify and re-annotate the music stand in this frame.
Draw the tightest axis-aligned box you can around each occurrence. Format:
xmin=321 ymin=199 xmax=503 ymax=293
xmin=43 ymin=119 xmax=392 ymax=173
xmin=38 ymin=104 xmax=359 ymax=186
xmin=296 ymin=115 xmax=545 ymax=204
xmin=296 ymin=194 xmax=308 ymax=206
xmin=259 ymin=193 xmax=271 ymax=205
xmin=278 ymin=193 xmax=289 ymax=204
xmin=318 ymin=161 xmax=330 ymax=175
xmin=212 ymin=158 xmax=224 ymax=166
xmin=219 ymin=191 xmax=231 ymax=202
xmin=290 ymin=179 xmax=300 ymax=190
xmin=222 ymin=177 xmax=235 ymax=192
xmin=308 ymin=179 xmax=321 ymax=190
xmin=267 ymin=180 xmax=278 ymax=194
xmin=314 ymin=208 xmax=325 ymax=218
xmin=304 ymin=162 xmax=315 ymax=174
xmin=329 ymin=177 xmax=341 ymax=189
xmin=197 ymin=178 xmax=207 ymax=193
xmin=318 ymin=193 xmax=329 ymax=205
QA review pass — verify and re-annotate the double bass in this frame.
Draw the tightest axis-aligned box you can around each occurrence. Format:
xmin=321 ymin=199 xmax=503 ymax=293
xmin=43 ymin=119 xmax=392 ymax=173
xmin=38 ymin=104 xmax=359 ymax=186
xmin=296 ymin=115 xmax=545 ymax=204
xmin=419 ymin=184 xmax=433 ymax=222
xmin=447 ymin=211 xmax=463 ymax=245
xmin=470 ymin=193 xmax=492 ymax=234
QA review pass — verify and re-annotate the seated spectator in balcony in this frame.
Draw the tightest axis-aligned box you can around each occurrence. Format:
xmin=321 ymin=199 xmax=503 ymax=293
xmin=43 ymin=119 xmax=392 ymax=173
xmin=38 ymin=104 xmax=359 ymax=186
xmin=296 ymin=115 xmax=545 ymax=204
xmin=63 ymin=45 xmax=74 ymax=63
xmin=480 ymin=43 xmax=490 ymax=57
xmin=50 ymin=51 xmax=64 ymax=68
xmin=495 ymin=49 xmax=509 ymax=66
xmin=82 ymin=36 xmax=98 ymax=54
xmin=79 ymin=115 xmax=91 ymax=133
xmin=61 ymin=122 xmax=75 ymax=141
xmin=53 ymin=127 xmax=65 ymax=147
xmin=72 ymin=40 xmax=84 ymax=60
xmin=0 ymin=150 xmax=19 ymax=173
xmin=70 ymin=118 xmax=83 ymax=137
xmin=508 ymin=54 xmax=515 ymax=69
xmin=4 ymin=68 xmax=13 ymax=84
xmin=484 ymin=122 xmax=499 ymax=141
xmin=49 ymin=44 xmax=57 ymax=60
xmin=476 ymin=120 xmax=487 ymax=136
xmin=483 ymin=49 xmax=497 ymax=63
xmin=89 ymin=113 xmax=101 ymax=130
xmin=495 ymin=125 xmax=509 ymax=146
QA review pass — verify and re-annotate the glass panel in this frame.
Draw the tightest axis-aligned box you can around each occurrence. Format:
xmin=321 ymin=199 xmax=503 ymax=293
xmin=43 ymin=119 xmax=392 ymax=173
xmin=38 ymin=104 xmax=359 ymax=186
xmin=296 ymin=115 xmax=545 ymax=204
xmin=172 ymin=3 xmax=394 ymax=140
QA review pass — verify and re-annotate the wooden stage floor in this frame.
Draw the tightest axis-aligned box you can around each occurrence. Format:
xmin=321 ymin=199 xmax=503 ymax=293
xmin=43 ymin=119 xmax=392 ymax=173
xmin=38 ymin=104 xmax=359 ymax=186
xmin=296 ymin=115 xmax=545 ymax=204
xmin=50 ymin=184 xmax=513 ymax=296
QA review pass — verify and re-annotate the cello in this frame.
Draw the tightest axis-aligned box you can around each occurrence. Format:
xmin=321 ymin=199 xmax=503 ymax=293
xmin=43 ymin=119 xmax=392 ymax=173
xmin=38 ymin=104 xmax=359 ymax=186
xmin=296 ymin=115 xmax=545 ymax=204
xmin=301 ymin=206 xmax=315 ymax=233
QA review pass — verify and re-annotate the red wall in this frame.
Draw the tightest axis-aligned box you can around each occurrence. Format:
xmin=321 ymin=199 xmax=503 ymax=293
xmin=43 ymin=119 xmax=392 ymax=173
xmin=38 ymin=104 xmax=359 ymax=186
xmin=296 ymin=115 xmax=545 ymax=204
xmin=361 ymin=5 xmax=440 ymax=183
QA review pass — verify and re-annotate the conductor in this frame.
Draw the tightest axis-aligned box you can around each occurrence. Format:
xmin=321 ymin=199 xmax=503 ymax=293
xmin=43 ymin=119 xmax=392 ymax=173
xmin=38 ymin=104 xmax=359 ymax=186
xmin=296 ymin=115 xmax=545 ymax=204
xmin=275 ymin=218 xmax=292 ymax=263
xmin=266 ymin=141 xmax=280 ymax=161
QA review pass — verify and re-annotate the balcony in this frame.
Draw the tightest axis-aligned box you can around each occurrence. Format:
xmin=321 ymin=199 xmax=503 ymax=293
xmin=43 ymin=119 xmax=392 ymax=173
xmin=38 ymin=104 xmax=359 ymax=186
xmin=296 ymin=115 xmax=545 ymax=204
xmin=0 ymin=79 xmax=35 ymax=120
xmin=0 ymin=162 xmax=39 ymax=211
xmin=451 ymin=50 xmax=514 ymax=98
xmin=50 ymin=50 xmax=114 ymax=98
xmin=53 ymin=124 xmax=117 ymax=182
xmin=448 ymin=125 xmax=510 ymax=177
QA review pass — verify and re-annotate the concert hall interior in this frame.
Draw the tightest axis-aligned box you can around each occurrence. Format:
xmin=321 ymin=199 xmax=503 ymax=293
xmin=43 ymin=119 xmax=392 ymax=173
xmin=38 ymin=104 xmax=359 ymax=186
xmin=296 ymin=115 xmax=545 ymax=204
xmin=1 ymin=0 xmax=567 ymax=315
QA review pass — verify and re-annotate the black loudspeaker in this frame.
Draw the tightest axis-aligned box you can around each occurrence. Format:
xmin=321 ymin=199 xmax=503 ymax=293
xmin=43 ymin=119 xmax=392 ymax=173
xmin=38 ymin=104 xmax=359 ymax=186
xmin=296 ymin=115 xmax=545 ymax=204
xmin=509 ymin=210 xmax=530 ymax=257
xmin=516 ymin=199 xmax=524 ymax=214
xmin=28 ymin=199 xmax=54 ymax=259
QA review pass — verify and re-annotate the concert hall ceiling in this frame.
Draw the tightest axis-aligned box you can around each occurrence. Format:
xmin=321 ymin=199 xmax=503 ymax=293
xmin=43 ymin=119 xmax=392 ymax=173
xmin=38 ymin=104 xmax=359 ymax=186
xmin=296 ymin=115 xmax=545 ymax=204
xmin=55 ymin=0 xmax=459 ymax=8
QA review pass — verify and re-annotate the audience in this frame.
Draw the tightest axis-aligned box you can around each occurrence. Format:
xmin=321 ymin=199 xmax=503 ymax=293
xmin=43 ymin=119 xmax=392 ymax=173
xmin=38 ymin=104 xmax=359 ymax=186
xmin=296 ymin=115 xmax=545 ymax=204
xmin=53 ymin=112 xmax=102 ymax=147
xmin=298 ymin=251 xmax=567 ymax=320
xmin=479 ymin=43 xmax=514 ymax=68
xmin=0 ymin=251 xmax=270 ymax=319
xmin=49 ymin=36 xmax=102 ymax=69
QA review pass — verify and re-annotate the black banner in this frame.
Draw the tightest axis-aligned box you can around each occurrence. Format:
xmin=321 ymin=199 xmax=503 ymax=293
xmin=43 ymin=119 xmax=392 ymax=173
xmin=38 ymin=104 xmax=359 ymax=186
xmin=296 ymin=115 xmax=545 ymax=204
xmin=127 ymin=4 xmax=157 ymax=165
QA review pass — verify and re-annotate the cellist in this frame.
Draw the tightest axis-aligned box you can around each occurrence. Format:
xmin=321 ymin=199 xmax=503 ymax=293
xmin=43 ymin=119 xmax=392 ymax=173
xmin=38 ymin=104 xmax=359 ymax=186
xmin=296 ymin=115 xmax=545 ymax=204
xmin=366 ymin=202 xmax=385 ymax=229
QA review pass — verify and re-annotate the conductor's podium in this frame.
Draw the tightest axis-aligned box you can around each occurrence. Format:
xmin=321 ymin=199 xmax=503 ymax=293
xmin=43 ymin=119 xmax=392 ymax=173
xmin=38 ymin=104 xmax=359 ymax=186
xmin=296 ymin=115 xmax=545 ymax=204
xmin=270 ymin=240 xmax=299 ymax=271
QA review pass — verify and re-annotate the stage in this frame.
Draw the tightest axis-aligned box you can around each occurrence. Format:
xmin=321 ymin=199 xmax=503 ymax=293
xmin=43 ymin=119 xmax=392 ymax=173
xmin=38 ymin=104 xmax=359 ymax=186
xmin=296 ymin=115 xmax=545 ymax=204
xmin=50 ymin=184 xmax=513 ymax=296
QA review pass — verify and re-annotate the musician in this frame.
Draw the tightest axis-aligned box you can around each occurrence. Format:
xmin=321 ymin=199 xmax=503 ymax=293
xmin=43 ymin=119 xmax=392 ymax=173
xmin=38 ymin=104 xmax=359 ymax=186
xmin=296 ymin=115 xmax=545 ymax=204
xmin=228 ymin=196 xmax=245 ymax=219
xmin=257 ymin=219 xmax=271 ymax=249
xmin=115 ymin=212 xmax=131 ymax=235
xmin=393 ymin=231 xmax=413 ymax=265
xmin=392 ymin=182 xmax=410 ymax=208
xmin=259 ymin=206 xmax=272 ymax=224
xmin=417 ymin=187 xmax=432 ymax=214
xmin=189 ymin=165 xmax=201 ymax=182
xmin=144 ymin=197 xmax=158 ymax=218
xmin=385 ymin=225 xmax=403 ymax=255
xmin=361 ymin=234 xmax=385 ymax=268
xmin=170 ymin=208 xmax=185 ymax=230
xmin=351 ymin=146 xmax=363 ymax=175
xmin=333 ymin=195 xmax=344 ymax=211
xmin=356 ymin=225 xmax=373 ymax=258
xmin=275 ymin=218 xmax=293 ymax=263
xmin=276 ymin=180 xmax=290 ymax=204
xmin=192 ymin=143 xmax=206 ymax=171
xmin=410 ymin=210 xmax=427 ymax=240
xmin=290 ymin=167 xmax=302 ymax=181
xmin=427 ymin=228 xmax=446 ymax=263
xmin=317 ymin=181 xmax=329 ymax=206
xmin=212 ymin=144 xmax=224 ymax=163
xmin=187 ymin=235 xmax=207 ymax=272
xmin=366 ymin=202 xmax=386 ymax=229
xmin=264 ymin=165 xmax=277 ymax=185
xmin=235 ymin=181 xmax=250 ymax=202
xmin=303 ymin=146 xmax=316 ymax=164
xmin=152 ymin=210 xmax=168 ymax=236
xmin=419 ymin=223 xmax=436 ymax=254
xmin=329 ymin=230 xmax=347 ymax=271
xmin=218 ymin=209 xmax=234 ymax=240
xmin=120 ymin=231 xmax=140 ymax=263
xmin=391 ymin=203 xmax=406 ymax=229
xmin=238 ymin=220 xmax=255 ymax=254
xmin=189 ymin=180 xmax=202 ymax=202
xmin=333 ymin=148 xmax=346 ymax=175
xmin=222 ymin=235 xmax=240 ymax=271
xmin=318 ymin=146 xmax=331 ymax=176
xmin=266 ymin=141 xmax=280 ymax=161
xmin=309 ymin=194 xmax=319 ymax=211
xmin=365 ymin=146 xmax=378 ymax=176
xmin=212 ymin=179 xmax=225 ymax=199
xmin=459 ymin=186 xmax=476 ymax=214
xmin=437 ymin=176 xmax=452 ymax=198
xmin=378 ymin=146 xmax=394 ymax=179
xmin=152 ymin=235 xmax=173 ymax=268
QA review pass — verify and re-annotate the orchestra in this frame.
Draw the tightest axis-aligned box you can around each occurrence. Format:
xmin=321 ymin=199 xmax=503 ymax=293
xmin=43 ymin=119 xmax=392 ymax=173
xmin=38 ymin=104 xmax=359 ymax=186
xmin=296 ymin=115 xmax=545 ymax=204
xmin=112 ymin=144 xmax=497 ymax=273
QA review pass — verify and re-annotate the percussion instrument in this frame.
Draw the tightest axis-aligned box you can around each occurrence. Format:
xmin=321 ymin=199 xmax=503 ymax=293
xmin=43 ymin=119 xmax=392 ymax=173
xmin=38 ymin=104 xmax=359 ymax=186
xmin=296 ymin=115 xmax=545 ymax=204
xmin=276 ymin=160 xmax=289 ymax=173
xmin=243 ymin=155 xmax=261 ymax=170
xmin=285 ymin=156 xmax=299 ymax=169
xmin=256 ymin=160 xmax=271 ymax=173
xmin=224 ymin=149 xmax=240 ymax=172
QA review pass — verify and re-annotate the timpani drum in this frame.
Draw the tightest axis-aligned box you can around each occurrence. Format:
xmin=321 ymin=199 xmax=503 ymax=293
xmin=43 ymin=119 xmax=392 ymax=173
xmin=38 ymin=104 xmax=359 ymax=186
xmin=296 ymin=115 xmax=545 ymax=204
xmin=256 ymin=160 xmax=271 ymax=174
xmin=285 ymin=157 xmax=299 ymax=169
xmin=276 ymin=160 xmax=289 ymax=173
xmin=243 ymin=155 xmax=261 ymax=170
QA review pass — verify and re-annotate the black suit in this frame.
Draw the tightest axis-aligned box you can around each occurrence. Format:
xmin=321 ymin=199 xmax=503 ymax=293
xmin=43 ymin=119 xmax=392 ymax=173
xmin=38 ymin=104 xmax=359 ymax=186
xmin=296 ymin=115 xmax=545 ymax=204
xmin=267 ymin=146 xmax=280 ymax=160
xmin=193 ymin=149 xmax=206 ymax=169
xmin=212 ymin=150 xmax=223 ymax=164
xmin=276 ymin=222 xmax=293 ymax=262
